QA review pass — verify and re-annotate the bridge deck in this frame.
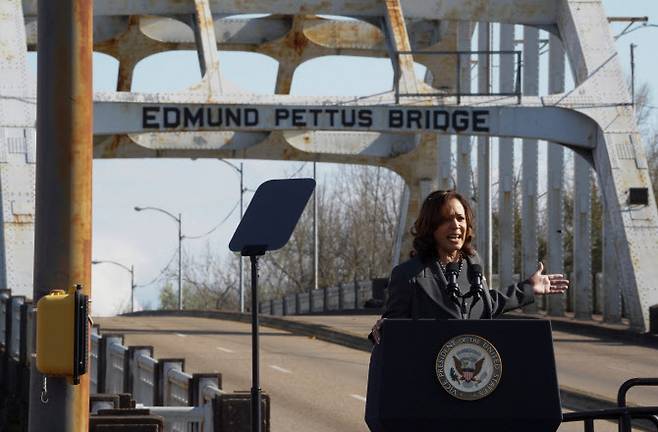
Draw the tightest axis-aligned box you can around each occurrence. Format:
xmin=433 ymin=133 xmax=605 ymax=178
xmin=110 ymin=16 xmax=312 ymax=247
xmin=283 ymin=314 xmax=658 ymax=404
xmin=96 ymin=315 xmax=658 ymax=432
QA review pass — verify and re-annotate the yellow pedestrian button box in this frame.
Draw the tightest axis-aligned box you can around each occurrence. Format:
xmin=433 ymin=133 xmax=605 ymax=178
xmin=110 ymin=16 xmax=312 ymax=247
xmin=36 ymin=284 xmax=89 ymax=384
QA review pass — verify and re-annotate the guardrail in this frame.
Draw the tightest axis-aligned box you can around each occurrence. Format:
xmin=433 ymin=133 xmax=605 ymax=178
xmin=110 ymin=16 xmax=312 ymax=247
xmin=259 ymin=273 xmax=642 ymax=328
xmin=133 ymin=348 xmax=158 ymax=406
xmin=0 ymin=291 xmax=270 ymax=431
xmin=0 ymin=292 xmax=31 ymax=429
xmin=259 ymin=279 xmax=383 ymax=315
xmin=562 ymin=378 xmax=658 ymax=432
xmin=90 ymin=327 xmax=100 ymax=393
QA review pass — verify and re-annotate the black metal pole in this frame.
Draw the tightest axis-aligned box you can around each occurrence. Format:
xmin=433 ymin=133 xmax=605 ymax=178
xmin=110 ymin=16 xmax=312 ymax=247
xmin=250 ymin=255 xmax=261 ymax=432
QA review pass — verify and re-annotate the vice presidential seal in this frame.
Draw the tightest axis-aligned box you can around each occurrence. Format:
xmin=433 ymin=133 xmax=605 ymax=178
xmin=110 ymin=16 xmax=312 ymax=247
xmin=435 ymin=334 xmax=502 ymax=401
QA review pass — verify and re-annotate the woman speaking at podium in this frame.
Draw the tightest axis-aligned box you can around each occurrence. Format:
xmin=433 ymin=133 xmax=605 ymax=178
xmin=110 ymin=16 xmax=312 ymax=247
xmin=370 ymin=189 xmax=568 ymax=344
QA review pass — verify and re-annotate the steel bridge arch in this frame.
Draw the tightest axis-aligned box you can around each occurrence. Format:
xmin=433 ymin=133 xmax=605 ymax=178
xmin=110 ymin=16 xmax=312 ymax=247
xmin=0 ymin=0 xmax=656 ymax=332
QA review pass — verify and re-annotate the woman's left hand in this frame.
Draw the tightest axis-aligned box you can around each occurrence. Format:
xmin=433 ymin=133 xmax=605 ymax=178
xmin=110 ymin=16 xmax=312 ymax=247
xmin=528 ymin=262 xmax=569 ymax=295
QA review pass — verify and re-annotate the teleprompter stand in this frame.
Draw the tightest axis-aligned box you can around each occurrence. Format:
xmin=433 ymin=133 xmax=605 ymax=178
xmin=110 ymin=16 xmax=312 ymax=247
xmin=366 ymin=319 xmax=561 ymax=432
xmin=229 ymin=178 xmax=315 ymax=432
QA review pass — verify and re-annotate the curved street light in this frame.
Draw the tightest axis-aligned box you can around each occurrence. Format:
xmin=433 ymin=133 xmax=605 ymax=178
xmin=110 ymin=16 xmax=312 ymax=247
xmin=134 ymin=206 xmax=183 ymax=310
xmin=218 ymin=159 xmax=246 ymax=313
xmin=92 ymin=260 xmax=135 ymax=312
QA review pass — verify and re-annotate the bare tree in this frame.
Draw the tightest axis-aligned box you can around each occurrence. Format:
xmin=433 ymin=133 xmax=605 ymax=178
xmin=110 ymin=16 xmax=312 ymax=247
xmin=179 ymin=244 xmax=240 ymax=310
xmin=258 ymin=164 xmax=403 ymax=300
xmin=634 ymin=82 xmax=658 ymax=204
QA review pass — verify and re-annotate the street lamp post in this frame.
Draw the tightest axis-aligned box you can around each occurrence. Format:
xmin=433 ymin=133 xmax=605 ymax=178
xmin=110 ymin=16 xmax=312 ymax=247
xmin=92 ymin=260 xmax=135 ymax=312
xmin=218 ymin=159 xmax=245 ymax=313
xmin=135 ymin=206 xmax=184 ymax=310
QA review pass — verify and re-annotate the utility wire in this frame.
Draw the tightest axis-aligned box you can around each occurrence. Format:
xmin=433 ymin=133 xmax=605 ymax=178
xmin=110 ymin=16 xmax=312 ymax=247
xmin=134 ymin=246 xmax=178 ymax=288
xmin=288 ymin=163 xmax=308 ymax=178
xmin=184 ymin=199 xmax=240 ymax=240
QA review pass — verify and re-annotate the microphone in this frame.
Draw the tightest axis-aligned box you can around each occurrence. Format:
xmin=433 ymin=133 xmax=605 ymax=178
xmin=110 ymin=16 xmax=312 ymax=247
xmin=468 ymin=264 xmax=484 ymax=297
xmin=445 ymin=262 xmax=462 ymax=311
xmin=468 ymin=264 xmax=491 ymax=319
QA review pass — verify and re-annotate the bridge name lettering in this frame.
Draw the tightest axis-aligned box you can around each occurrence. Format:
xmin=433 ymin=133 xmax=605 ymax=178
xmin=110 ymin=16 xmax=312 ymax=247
xmin=141 ymin=105 xmax=490 ymax=133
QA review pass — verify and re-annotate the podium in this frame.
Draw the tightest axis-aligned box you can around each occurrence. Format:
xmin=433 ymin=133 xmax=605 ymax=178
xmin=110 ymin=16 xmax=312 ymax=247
xmin=366 ymin=319 xmax=561 ymax=432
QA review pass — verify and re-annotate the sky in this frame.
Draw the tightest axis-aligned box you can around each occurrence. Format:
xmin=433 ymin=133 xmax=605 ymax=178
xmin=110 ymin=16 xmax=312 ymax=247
xmin=59 ymin=0 xmax=658 ymax=316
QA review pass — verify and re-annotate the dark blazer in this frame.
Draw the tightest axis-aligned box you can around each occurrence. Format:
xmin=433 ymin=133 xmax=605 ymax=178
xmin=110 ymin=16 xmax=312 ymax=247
xmin=365 ymin=253 xmax=535 ymax=431
xmin=382 ymin=253 xmax=535 ymax=320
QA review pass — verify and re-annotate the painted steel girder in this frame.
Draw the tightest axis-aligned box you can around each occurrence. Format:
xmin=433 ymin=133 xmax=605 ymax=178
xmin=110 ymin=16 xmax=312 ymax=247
xmin=26 ymin=14 xmax=452 ymax=94
xmin=556 ymin=0 xmax=658 ymax=332
xmin=25 ymin=15 xmax=392 ymax=53
xmin=22 ymin=0 xmax=557 ymax=26
xmin=24 ymin=15 xmax=447 ymax=59
xmin=13 ymin=0 xmax=657 ymax=333
xmin=93 ymin=131 xmax=416 ymax=166
xmin=0 ymin=0 xmax=36 ymax=298
xmin=382 ymin=0 xmax=418 ymax=94
xmin=93 ymin=98 xmax=598 ymax=152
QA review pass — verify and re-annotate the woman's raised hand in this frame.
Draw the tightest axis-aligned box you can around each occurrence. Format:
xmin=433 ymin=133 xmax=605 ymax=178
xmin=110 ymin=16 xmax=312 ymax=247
xmin=528 ymin=262 xmax=569 ymax=296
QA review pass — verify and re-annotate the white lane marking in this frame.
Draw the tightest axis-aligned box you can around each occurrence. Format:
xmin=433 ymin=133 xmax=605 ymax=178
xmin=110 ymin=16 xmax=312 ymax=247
xmin=606 ymin=364 xmax=639 ymax=374
xmin=175 ymin=333 xmax=186 ymax=338
xmin=216 ymin=346 xmax=234 ymax=353
xmin=269 ymin=365 xmax=292 ymax=374
xmin=350 ymin=394 xmax=367 ymax=402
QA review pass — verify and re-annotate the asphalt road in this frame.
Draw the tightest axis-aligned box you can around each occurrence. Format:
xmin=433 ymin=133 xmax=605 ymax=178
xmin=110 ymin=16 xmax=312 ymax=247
xmin=284 ymin=315 xmax=658 ymax=405
xmin=96 ymin=315 xmax=658 ymax=432
xmin=97 ymin=316 xmax=371 ymax=432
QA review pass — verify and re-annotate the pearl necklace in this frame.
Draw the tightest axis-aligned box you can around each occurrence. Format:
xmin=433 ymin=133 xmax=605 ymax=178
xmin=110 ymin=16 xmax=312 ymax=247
xmin=438 ymin=252 xmax=464 ymax=276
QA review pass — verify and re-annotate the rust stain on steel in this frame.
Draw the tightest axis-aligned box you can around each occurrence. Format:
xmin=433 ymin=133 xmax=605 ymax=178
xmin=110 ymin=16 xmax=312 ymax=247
xmin=281 ymin=15 xmax=309 ymax=56
xmin=95 ymin=15 xmax=189 ymax=91
xmin=254 ymin=15 xmax=295 ymax=59
xmin=384 ymin=0 xmax=411 ymax=52
xmin=11 ymin=214 xmax=35 ymax=224
xmin=286 ymin=27 xmax=308 ymax=56
xmin=72 ymin=0 xmax=93 ymax=426
xmin=115 ymin=16 xmax=141 ymax=91
xmin=304 ymin=18 xmax=383 ymax=50
xmin=384 ymin=0 xmax=415 ymax=89
xmin=103 ymin=135 xmax=123 ymax=157
xmin=197 ymin=1 xmax=215 ymax=31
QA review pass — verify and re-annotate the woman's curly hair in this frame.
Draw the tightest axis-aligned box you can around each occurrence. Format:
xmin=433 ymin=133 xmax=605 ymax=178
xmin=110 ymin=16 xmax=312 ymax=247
xmin=411 ymin=190 xmax=475 ymax=261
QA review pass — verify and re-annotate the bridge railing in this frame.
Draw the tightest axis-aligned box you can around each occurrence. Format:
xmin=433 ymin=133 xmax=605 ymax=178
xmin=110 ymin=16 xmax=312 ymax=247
xmin=258 ymin=273 xmax=646 ymax=330
xmin=90 ymin=328 xmax=100 ymax=393
xmin=162 ymin=360 xmax=191 ymax=431
xmin=0 ymin=289 xmax=9 ymax=347
xmin=260 ymin=280 xmax=378 ymax=315
xmin=132 ymin=348 xmax=158 ymax=406
xmin=106 ymin=339 xmax=128 ymax=394
xmin=0 ymin=291 xmax=31 ymax=428
xmin=0 ymin=292 xmax=269 ymax=431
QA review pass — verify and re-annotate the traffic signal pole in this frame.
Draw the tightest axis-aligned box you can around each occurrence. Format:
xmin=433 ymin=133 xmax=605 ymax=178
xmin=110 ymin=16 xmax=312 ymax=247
xmin=28 ymin=0 xmax=93 ymax=430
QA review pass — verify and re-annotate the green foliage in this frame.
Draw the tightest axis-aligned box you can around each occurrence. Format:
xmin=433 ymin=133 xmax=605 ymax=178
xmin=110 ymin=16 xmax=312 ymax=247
xmin=159 ymin=282 xmax=178 ymax=310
